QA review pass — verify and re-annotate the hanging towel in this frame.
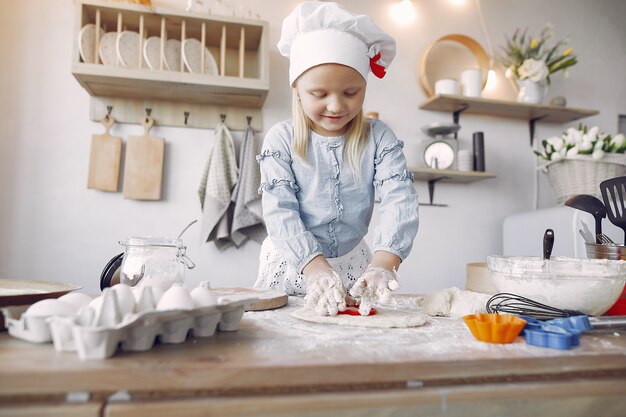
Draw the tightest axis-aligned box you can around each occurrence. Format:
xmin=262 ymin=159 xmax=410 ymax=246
xmin=230 ymin=124 xmax=267 ymax=247
xmin=198 ymin=121 xmax=239 ymax=245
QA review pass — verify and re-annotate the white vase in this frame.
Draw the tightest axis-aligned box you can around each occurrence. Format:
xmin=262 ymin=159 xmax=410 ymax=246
xmin=516 ymin=79 xmax=547 ymax=104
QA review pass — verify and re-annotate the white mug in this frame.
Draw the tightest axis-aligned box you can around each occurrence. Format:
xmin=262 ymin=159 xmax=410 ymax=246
xmin=460 ymin=68 xmax=482 ymax=97
xmin=434 ymin=79 xmax=458 ymax=95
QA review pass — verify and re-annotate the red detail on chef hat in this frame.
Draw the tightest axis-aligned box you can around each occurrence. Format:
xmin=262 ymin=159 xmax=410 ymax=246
xmin=369 ymin=52 xmax=387 ymax=78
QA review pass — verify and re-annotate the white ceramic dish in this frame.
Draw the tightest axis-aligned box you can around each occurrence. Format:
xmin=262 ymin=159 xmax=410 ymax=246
xmin=98 ymin=32 xmax=119 ymax=66
xmin=164 ymin=39 xmax=182 ymax=72
xmin=487 ymin=256 xmax=626 ymax=316
xmin=182 ymin=38 xmax=218 ymax=75
xmin=143 ymin=36 xmax=167 ymax=70
xmin=78 ymin=23 xmax=105 ymax=64
xmin=116 ymin=30 xmax=143 ymax=69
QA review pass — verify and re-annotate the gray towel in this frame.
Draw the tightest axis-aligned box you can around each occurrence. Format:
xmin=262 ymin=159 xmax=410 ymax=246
xmin=198 ymin=121 xmax=239 ymax=245
xmin=230 ymin=124 xmax=267 ymax=247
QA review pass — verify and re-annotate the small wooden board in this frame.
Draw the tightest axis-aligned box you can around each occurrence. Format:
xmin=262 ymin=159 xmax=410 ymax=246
xmin=87 ymin=116 xmax=122 ymax=192
xmin=212 ymin=287 xmax=288 ymax=311
xmin=123 ymin=116 xmax=165 ymax=200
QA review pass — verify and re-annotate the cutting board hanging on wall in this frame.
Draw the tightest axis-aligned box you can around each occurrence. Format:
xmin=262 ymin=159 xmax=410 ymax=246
xmin=87 ymin=115 xmax=122 ymax=192
xmin=123 ymin=115 xmax=165 ymax=200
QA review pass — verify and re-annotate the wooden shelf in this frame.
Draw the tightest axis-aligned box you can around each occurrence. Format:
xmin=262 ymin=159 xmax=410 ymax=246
xmin=410 ymin=167 xmax=496 ymax=183
xmin=410 ymin=168 xmax=495 ymax=206
xmin=419 ymin=94 xmax=598 ymax=123
xmin=72 ymin=0 xmax=269 ymax=128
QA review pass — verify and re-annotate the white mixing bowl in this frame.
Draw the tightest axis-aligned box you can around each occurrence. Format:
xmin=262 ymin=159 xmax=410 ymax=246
xmin=487 ymin=256 xmax=626 ymax=316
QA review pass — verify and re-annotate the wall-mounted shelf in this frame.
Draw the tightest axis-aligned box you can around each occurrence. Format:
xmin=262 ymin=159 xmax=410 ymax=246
xmin=410 ymin=167 xmax=496 ymax=206
xmin=72 ymin=0 xmax=269 ymax=129
xmin=419 ymin=94 xmax=599 ymax=144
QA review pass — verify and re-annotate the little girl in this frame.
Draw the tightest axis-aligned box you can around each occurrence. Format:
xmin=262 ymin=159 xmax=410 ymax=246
xmin=254 ymin=1 xmax=419 ymax=316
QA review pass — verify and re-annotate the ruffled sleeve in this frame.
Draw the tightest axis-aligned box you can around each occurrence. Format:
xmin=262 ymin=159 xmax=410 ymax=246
xmin=371 ymin=120 xmax=419 ymax=260
xmin=257 ymin=123 xmax=322 ymax=272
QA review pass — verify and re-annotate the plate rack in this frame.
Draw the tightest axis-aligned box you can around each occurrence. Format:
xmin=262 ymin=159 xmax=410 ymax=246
xmin=73 ymin=0 xmax=269 ymax=130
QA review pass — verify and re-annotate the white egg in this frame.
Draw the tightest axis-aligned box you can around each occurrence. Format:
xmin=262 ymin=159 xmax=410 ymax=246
xmin=190 ymin=281 xmax=218 ymax=308
xmin=111 ymin=284 xmax=136 ymax=316
xmin=58 ymin=292 xmax=93 ymax=308
xmin=156 ymin=284 xmax=193 ymax=311
xmin=24 ymin=299 xmax=78 ymax=317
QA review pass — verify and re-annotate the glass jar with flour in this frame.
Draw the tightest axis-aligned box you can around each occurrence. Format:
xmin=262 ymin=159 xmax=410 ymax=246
xmin=119 ymin=237 xmax=195 ymax=291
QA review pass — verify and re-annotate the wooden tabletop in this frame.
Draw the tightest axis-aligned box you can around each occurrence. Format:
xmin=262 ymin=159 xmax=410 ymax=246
xmin=1 ymin=298 xmax=625 ymax=400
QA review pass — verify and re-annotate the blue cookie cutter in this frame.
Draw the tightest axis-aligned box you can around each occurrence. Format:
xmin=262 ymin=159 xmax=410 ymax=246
xmin=519 ymin=315 xmax=591 ymax=350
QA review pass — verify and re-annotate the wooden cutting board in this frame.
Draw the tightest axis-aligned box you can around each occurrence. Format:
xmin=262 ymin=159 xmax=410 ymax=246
xmin=123 ymin=116 xmax=165 ymax=200
xmin=87 ymin=115 xmax=122 ymax=192
xmin=212 ymin=287 xmax=288 ymax=311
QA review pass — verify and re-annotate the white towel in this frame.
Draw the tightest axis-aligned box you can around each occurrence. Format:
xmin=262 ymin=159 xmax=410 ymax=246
xmin=230 ymin=124 xmax=267 ymax=247
xmin=198 ymin=121 xmax=239 ymax=245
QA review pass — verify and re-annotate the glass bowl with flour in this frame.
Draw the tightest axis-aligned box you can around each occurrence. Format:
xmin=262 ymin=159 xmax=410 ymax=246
xmin=487 ymin=256 xmax=626 ymax=316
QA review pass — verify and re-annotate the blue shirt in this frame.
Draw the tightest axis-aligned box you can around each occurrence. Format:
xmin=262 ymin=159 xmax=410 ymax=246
xmin=257 ymin=118 xmax=419 ymax=273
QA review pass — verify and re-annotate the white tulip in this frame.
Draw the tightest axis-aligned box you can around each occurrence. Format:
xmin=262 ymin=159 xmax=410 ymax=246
xmin=566 ymin=145 xmax=579 ymax=157
xmin=551 ymin=152 xmax=563 ymax=161
xmin=611 ymin=133 xmax=625 ymax=149
xmin=579 ymin=139 xmax=593 ymax=152
xmin=583 ymin=126 xmax=599 ymax=143
xmin=564 ymin=128 xmax=582 ymax=145
xmin=547 ymin=136 xmax=565 ymax=151
xmin=592 ymin=148 xmax=605 ymax=159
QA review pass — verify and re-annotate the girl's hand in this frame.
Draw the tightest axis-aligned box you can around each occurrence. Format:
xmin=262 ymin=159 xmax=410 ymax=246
xmin=303 ymin=270 xmax=347 ymax=316
xmin=349 ymin=266 xmax=400 ymax=315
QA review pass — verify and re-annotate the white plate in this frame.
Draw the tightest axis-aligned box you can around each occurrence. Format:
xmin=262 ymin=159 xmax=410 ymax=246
xmin=0 ymin=279 xmax=82 ymax=307
xmin=143 ymin=36 xmax=169 ymax=71
xmin=182 ymin=38 xmax=218 ymax=75
xmin=78 ymin=23 xmax=105 ymax=64
xmin=164 ymin=39 xmax=182 ymax=72
xmin=98 ymin=32 xmax=119 ymax=66
xmin=116 ymin=30 xmax=143 ymax=69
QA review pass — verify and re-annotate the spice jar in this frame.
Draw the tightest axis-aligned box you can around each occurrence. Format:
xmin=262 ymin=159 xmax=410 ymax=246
xmin=119 ymin=237 xmax=195 ymax=290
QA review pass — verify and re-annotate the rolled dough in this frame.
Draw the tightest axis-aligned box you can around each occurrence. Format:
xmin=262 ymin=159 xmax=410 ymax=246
xmin=291 ymin=307 xmax=428 ymax=328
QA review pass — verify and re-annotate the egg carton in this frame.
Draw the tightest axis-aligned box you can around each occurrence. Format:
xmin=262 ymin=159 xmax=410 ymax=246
xmin=2 ymin=283 xmax=257 ymax=360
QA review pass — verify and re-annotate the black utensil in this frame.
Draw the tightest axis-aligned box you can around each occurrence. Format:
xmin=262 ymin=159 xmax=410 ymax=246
xmin=486 ymin=293 xmax=583 ymax=320
xmin=599 ymin=176 xmax=626 ymax=244
xmin=543 ymin=228 xmax=554 ymax=260
xmin=564 ymin=194 xmax=607 ymax=244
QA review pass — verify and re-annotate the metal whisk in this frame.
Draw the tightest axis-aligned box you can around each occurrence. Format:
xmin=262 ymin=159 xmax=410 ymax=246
xmin=486 ymin=293 xmax=584 ymax=321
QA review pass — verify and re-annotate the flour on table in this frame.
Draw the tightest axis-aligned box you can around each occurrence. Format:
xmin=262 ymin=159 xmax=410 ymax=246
xmin=290 ymin=307 xmax=428 ymax=328
xmin=418 ymin=287 xmax=490 ymax=318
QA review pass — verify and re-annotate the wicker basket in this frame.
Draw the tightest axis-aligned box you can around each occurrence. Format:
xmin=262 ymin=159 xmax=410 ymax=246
xmin=541 ymin=156 xmax=626 ymax=204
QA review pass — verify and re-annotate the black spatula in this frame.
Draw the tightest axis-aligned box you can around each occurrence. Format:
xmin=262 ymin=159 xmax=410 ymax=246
xmin=600 ymin=176 xmax=626 ymax=244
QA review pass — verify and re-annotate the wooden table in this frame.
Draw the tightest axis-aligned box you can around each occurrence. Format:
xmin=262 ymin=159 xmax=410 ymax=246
xmin=1 ymin=298 xmax=625 ymax=417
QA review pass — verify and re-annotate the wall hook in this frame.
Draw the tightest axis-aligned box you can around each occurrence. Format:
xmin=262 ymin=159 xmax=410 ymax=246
xmin=184 ymin=111 xmax=190 ymax=125
xmin=145 ymin=108 xmax=152 ymax=117
xmin=220 ymin=113 xmax=226 ymax=123
xmin=106 ymin=105 xmax=113 ymax=117
xmin=246 ymin=115 xmax=252 ymax=126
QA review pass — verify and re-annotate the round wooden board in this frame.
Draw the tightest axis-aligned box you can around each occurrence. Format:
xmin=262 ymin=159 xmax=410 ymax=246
xmin=211 ymin=287 xmax=288 ymax=311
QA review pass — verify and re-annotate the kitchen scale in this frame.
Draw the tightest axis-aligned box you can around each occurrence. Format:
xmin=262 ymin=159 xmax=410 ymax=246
xmin=419 ymin=122 xmax=460 ymax=170
xmin=415 ymin=123 xmax=460 ymax=207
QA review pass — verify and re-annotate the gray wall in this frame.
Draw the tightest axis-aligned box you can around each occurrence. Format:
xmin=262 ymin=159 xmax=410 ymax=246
xmin=1 ymin=0 xmax=624 ymax=294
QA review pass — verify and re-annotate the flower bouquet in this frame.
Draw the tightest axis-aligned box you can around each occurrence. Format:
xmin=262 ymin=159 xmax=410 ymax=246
xmin=499 ymin=25 xmax=577 ymax=103
xmin=536 ymin=125 xmax=626 ymax=203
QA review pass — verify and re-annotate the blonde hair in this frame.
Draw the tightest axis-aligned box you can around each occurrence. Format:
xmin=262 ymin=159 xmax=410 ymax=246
xmin=291 ymin=90 xmax=369 ymax=177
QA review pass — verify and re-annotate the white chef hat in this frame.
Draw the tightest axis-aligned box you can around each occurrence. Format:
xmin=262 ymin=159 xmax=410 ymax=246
xmin=278 ymin=1 xmax=396 ymax=85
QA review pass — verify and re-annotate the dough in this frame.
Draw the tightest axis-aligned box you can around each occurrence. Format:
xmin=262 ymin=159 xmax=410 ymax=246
xmin=418 ymin=287 xmax=490 ymax=318
xmin=291 ymin=307 xmax=428 ymax=328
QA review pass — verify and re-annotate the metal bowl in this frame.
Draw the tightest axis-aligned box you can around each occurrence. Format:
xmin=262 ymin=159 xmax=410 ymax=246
xmin=585 ymin=243 xmax=626 ymax=261
xmin=487 ymin=256 xmax=626 ymax=316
